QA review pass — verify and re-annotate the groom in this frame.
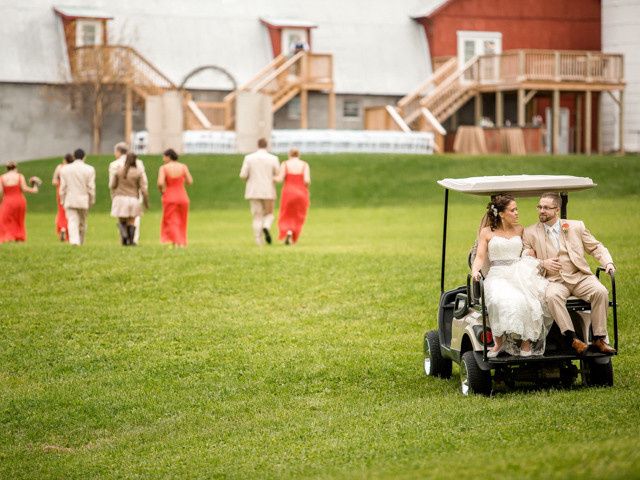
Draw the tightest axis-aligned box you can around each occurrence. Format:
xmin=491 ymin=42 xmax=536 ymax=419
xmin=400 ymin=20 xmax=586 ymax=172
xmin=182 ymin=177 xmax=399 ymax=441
xmin=523 ymin=192 xmax=616 ymax=355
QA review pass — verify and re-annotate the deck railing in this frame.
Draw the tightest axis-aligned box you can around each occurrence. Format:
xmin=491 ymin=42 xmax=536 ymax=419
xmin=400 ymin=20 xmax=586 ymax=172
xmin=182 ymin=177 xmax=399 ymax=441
xmin=72 ymin=45 xmax=177 ymax=95
xmin=474 ymin=50 xmax=624 ymax=85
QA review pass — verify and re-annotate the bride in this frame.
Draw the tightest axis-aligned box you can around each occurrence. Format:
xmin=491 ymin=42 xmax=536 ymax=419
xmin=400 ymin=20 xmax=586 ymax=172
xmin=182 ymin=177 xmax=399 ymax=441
xmin=471 ymin=194 xmax=551 ymax=357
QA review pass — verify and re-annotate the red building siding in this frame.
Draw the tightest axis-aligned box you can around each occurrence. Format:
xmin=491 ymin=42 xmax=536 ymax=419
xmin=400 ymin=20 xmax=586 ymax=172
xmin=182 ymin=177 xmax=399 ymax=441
xmin=418 ymin=0 xmax=601 ymax=59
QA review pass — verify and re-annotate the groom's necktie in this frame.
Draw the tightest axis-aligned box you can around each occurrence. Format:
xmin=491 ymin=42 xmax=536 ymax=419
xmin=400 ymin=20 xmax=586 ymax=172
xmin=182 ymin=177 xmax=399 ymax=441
xmin=546 ymin=224 xmax=560 ymax=250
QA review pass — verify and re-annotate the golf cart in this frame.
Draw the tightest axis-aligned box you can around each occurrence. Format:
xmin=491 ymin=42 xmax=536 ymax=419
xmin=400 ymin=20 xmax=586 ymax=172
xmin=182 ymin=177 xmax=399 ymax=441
xmin=423 ymin=175 xmax=618 ymax=395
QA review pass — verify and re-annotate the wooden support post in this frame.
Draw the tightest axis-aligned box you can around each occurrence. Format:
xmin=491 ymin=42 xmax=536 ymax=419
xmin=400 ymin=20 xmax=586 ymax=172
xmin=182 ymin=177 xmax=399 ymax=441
xmin=585 ymin=90 xmax=592 ymax=155
xmin=328 ymin=90 xmax=336 ymax=129
xmin=552 ymin=89 xmax=560 ymax=154
xmin=124 ymin=83 xmax=132 ymax=144
xmin=495 ymin=91 xmax=503 ymax=127
xmin=474 ymin=92 xmax=482 ymax=126
xmin=517 ymin=88 xmax=525 ymax=127
xmin=575 ymin=93 xmax=582 ymax=154
xmin=451 ymin=111 xmax=458 ymax=130
xmin=619 ymin=89 xmax=625 ymax=154
xmin=300 ymin=89 xmax=308 ymax=129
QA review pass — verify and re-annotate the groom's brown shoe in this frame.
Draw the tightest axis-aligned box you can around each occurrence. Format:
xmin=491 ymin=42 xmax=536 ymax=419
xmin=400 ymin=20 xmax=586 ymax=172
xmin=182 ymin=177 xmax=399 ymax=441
xmin=593 ymin=338 xmax=616 ymax=354
xmin=570 ymin=338 xmax=589 ymax=355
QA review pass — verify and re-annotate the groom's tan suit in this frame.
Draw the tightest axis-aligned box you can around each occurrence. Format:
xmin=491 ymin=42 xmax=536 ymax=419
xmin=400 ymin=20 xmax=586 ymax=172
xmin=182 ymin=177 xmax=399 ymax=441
xmin=523 ymin=220 xmax=613 ymax=337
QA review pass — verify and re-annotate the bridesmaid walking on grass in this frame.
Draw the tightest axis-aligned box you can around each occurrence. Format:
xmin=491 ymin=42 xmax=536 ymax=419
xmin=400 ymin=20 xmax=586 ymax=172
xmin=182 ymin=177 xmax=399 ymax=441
xmin=0 ymin=161 xmax=40 ymax=243
xmin=275 ymin=148 xmax=310 ymax=245
xmin=158 ymin=148 xmax=192 ymax=247
xmin=52 ymin=153 xmax=72 ymax=241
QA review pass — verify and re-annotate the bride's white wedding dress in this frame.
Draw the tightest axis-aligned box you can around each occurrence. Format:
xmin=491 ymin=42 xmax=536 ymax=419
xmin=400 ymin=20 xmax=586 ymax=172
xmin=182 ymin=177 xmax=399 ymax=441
xmin=484 ymin=236 xmax=552 ymax=356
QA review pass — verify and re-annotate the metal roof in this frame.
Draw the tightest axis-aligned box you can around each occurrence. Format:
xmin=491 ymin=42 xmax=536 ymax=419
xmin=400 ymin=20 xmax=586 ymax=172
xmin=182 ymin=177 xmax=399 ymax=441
xmin=260 ymin=17 xmax=318 ymax=28
xmin=0 ymin=0 xmax=433 ymax=94
xmin=437 ymin=175 xmax=597 ymax=196
xmin=53 ymin=5 xmax=113 ymax=19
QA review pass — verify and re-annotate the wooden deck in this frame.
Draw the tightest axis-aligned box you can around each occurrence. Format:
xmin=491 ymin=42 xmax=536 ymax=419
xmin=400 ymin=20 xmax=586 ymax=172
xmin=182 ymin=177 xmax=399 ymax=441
xmin=366 ymin=49 xmax=625 ymax=154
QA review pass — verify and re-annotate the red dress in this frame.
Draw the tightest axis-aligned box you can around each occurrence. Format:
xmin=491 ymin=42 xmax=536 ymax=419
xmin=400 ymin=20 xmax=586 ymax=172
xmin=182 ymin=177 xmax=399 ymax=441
xmin=55 ymin=184 xmax=68 ymax=238
xmin=0 ymin=179 xmax=27 ymax=243
xmin=277 ymin=167 xmax=310 ymax=243
xmin=160 ymin=172 xmax=190 ymax=245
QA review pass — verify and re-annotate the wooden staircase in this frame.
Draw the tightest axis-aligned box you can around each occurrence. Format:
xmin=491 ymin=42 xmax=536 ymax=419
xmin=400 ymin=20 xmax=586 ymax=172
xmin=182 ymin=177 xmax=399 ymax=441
xmin=72 ymin=45 xmax=215 ymax=132
xmin=185 ymin=51 xmax=334 ymax=130
xmin=393 ymin=56 xmax=478 ymax=131
xmin=71 ymin=46 xmax=335 ymax=132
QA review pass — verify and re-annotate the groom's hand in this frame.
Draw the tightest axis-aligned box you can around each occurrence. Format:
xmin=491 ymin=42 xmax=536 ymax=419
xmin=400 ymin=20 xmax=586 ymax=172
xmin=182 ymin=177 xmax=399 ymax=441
xmin=543 ymin=257 xmax=561 ymax=273
xmin=605 ymin=262 xmax=616 ymax=275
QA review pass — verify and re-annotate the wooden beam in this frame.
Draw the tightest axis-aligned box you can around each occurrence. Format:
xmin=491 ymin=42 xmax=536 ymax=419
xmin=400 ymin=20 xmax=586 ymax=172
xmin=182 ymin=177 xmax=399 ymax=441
xmin=552 ymin=89 xmax=560 ymax=154
xmin=517 ymin=88 xmax=525 ymax=127
xmin=300 ymin=89 xmax=308 ymax=129
xmin=524 ymin=89 xmax=537 ymax=105
xmin=619 ymin=89 xmax=625 ymax=154
xmin=495 ymin=91 xmax=503 ymax=127
xmin=575 ymin=93 xmax=582 ymax=154
xmin=605 ymin=90 xmax=621 ymax=106
xmin=585 ymin=90 xmax=592 ymax=155
xmin=328 ymin=91 xmax=336 ymax=129
xmin=124 ymin=83 xmax=132 ymax=144
xmin=474 ymin=92 xmax=482 ymax=126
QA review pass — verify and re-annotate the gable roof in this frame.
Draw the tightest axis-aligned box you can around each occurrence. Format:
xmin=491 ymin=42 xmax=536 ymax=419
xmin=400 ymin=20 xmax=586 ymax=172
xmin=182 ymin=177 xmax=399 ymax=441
xmin=0 ymin=0 xmax=439 ymax=96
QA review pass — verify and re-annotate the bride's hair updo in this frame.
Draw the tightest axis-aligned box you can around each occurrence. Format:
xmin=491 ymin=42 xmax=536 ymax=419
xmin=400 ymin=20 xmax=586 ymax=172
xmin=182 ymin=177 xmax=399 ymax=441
xmin=484 ymin=193 xmax=515 ymax=231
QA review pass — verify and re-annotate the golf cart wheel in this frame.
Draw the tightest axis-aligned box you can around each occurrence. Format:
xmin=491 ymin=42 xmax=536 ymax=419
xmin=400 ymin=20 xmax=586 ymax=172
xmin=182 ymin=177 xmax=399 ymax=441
xmin=584 ymin=358 xmax=614 ymax=387
xmin=424 ymin=330 xmax=452 ymax=379
xmin=460 ymin=351 xmax=491 ymax=396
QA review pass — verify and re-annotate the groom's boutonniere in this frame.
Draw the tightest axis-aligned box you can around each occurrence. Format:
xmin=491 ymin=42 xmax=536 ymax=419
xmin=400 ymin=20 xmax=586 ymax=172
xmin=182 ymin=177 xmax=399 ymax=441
xmin=561 ymin=222 xmax=570 ymax=234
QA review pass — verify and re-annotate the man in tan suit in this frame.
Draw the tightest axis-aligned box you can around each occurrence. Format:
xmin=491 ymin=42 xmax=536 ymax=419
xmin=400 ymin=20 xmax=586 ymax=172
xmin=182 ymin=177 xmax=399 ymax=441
xmin=523 ymin=192 xmax=616 ymax=355
xmin=239 ymin=138 xmax=280 ymax=245
xmin=59 ymin=148 xmax=96 ymax=246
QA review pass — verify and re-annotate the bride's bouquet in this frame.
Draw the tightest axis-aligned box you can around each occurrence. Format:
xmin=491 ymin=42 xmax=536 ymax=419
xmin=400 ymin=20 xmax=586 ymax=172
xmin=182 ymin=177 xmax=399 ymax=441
xmin=29 ymin=176 xmax=43 ymax=188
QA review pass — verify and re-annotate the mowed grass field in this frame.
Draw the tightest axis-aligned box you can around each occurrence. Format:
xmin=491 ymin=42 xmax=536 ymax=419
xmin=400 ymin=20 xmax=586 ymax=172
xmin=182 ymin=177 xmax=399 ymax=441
xmin=1 ymin=153 xmax=639 ymax=479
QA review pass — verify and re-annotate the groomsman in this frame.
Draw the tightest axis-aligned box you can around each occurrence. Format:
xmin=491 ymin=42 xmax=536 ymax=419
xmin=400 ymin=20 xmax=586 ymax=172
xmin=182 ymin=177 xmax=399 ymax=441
xmin=108 ymin=142 xmax=148 ymax=244
xmin=239 ymin=138 xmax=280 ymax=245
xmin=59 ymin=149 xmax=95 ymax=246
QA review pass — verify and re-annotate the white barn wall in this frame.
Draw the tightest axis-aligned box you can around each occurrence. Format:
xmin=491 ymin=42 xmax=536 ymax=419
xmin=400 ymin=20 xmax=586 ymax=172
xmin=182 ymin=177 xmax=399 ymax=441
xmin=602 ymin=0 xmax=640 ymax=152
xmin=0 ymin=0 xmax=438 ymax=161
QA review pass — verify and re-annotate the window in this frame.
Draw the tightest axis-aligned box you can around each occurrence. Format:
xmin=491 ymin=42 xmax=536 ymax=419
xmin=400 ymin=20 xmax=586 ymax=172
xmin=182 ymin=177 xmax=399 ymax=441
xmin=343 ymin=99 xmax=360 ymax=118
xmin=76 ymin=20 xmax=103 ymax=47
xmin=288 ymin=97 xmax=301 ymax=120
xmin=456 ymin=31 xmax=502 ymax=65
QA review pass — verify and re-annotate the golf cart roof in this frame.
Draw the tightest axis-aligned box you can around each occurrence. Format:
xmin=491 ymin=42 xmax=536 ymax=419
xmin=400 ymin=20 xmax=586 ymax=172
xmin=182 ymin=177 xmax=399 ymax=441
xmin=437 ymin=175 xmax=596 ymax=197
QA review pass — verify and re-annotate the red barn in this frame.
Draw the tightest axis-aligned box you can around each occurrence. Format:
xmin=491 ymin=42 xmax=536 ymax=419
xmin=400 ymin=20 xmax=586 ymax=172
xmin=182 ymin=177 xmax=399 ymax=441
xmin=369 ymin=0 xmax=624 ymax=154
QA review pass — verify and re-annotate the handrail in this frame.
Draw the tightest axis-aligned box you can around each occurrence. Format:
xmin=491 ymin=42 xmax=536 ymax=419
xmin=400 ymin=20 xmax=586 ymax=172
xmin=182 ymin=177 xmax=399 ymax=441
xmin=250 ymin=51 xmax=305 ymax=93
xmin=240 ymin=54 xmax=287 ymax=91
xmin=421 ymin=55 xmax=479 ymax=108
xmin=398 ymin=57 xmax=458 ymax=109
xmin=74 ymin=45 xmax=178 ymax=89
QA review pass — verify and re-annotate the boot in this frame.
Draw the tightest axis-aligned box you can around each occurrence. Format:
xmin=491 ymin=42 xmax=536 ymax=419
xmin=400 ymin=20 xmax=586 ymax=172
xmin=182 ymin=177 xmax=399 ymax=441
xmin=127 ymin=225 xmax=136 ymax=246
xmin=117 ymin=222 xmax=128 ymax=246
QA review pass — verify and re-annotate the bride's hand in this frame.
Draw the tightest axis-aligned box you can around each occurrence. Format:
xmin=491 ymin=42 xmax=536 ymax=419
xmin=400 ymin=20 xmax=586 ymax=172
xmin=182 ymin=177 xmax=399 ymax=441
xmin=472 ymin=270 xmax=482 ymax=281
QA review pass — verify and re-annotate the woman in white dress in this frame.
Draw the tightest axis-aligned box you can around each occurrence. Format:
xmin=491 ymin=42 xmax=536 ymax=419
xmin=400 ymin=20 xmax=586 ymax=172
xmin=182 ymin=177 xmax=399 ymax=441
xmin=471 ymin=194 xmax=551 ymax=357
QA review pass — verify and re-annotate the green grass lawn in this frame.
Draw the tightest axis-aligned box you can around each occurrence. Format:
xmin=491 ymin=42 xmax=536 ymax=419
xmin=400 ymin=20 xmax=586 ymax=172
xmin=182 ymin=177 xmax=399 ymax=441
xmin=1 ymin=154 xmax=639 ymax=479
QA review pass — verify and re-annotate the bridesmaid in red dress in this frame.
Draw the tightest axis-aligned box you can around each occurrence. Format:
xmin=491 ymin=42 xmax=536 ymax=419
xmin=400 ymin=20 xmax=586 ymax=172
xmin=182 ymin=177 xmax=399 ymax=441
xmin=158 ymin=148 xmax=193 ymax=247
xmin=0 ymin=161 xmax=40 ymax=243
xmin=275 ymin=148 xmax=310 ymax=245
xmin=51 ymin=153 xmax=72 ymax=241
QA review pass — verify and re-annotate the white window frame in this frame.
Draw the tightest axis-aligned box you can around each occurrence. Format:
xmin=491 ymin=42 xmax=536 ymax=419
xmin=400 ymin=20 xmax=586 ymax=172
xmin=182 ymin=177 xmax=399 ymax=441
xmin=342 ymin=99 xmax=360 ymax=119
xmin=456 ymin=31 xmax=502 ymax=67
xmin=76 ymin=19 xmax=103 ymax=47
xmin=281 ymin=28 xmax=308 ymax=55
